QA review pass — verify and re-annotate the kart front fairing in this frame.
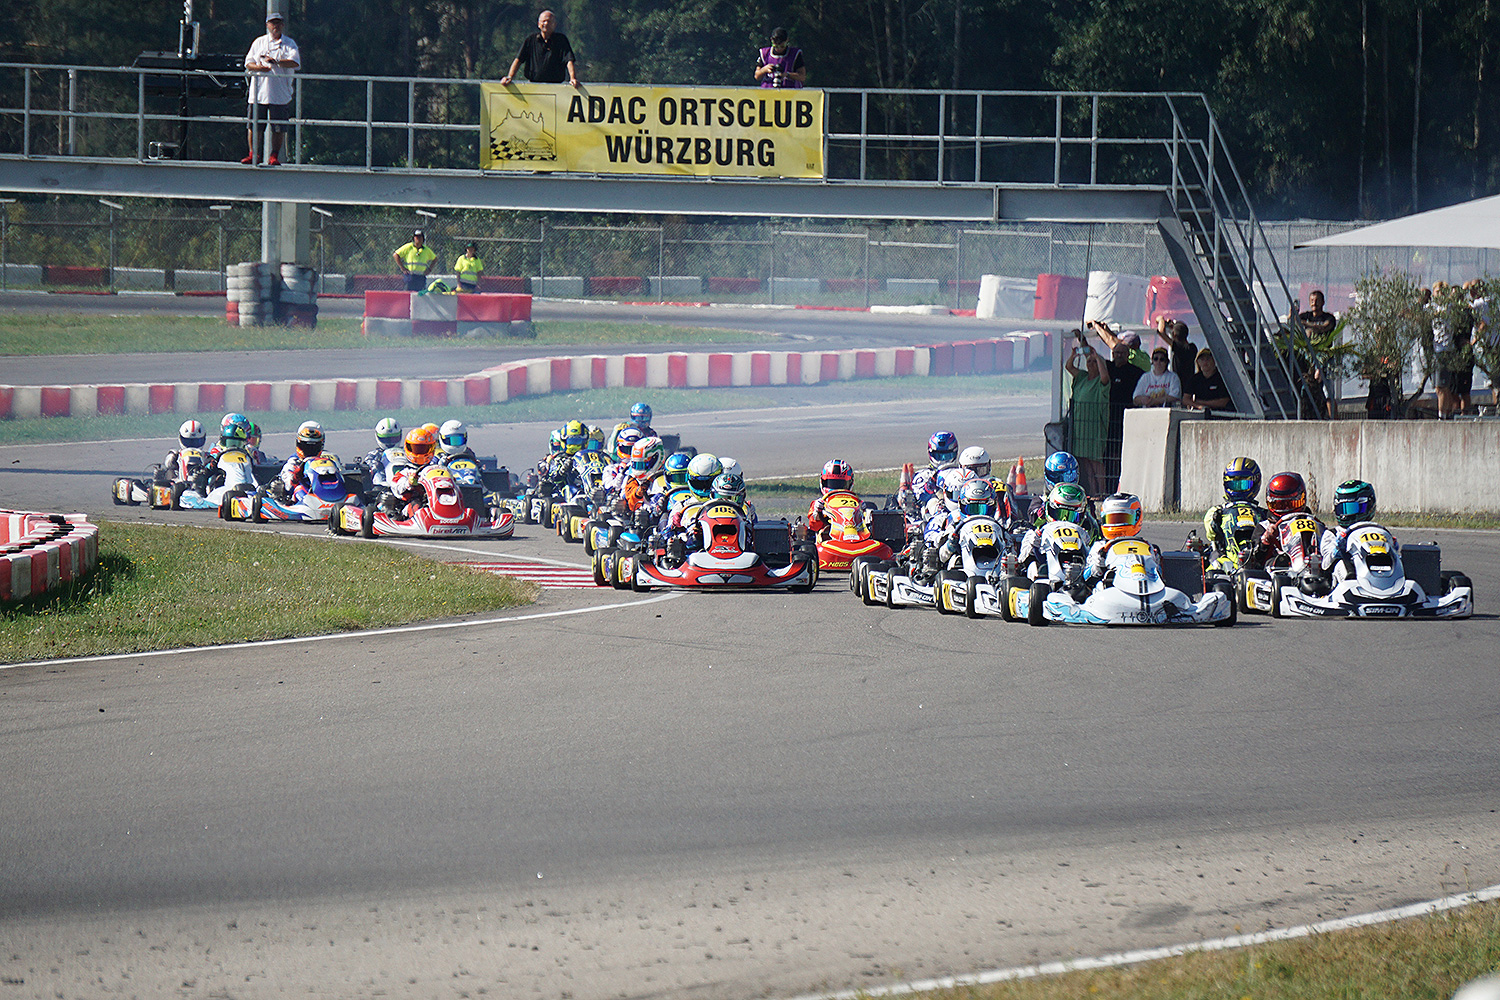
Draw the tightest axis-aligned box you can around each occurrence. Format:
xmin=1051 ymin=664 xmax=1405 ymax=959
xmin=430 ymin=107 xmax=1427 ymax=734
xmin=1041 ymin=539 xmax=1232 ymax=625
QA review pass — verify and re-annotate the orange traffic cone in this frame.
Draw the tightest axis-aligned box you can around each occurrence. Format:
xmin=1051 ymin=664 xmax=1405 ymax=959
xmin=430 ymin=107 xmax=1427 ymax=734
xmin=1007 ymin=456 xmax=1027 ymax=495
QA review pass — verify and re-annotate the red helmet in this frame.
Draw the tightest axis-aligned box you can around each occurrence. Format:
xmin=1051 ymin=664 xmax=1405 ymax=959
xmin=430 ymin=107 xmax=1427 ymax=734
xmin=820 ymin=458 xmax=854 ymax=493
xmin=1266 ymin=472 xmax=1307 ymax=515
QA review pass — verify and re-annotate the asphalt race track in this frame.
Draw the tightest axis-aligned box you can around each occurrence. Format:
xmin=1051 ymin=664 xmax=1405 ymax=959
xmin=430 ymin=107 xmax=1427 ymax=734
xmin=1 ymin=318 xmax=1498 ymax=999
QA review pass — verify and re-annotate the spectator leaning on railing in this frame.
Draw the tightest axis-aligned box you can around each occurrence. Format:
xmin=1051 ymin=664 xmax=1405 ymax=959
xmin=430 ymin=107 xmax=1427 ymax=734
xmin=242 ymin=11 xmax=300 ymax=166
xmin=500 ymin=10 xmax=580 ymax=87
xmin=1132 ymin=347 xmax=1182 ymax=408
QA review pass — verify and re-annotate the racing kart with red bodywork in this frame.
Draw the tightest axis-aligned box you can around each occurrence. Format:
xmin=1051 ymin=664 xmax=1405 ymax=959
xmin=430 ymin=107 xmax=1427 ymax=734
xmin=328 ymin=464 xmax=514 ymax=539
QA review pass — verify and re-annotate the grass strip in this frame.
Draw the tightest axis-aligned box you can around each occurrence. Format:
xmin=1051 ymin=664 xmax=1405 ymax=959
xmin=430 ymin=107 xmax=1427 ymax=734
xmin=0 ymin=372 xmax=1049 ymax=447
xmin=902 ymin=897 xmax=1499 ymax=1000
xmin=0 ymin=313 xmax=773 ymax=355
xmin=0 ymin=521 xmax=535 ymax=664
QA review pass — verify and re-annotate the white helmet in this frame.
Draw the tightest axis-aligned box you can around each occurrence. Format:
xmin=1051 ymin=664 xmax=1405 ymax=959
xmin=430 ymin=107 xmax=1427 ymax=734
xmin=718 ymin=456 xmax=742 ymax=479
xmin=686 ymin=453 xmax=723 ymax=496
xmin=439 ymin=419 xmax=468 ymax=456
xmin=959 ymin=445 xmax=991 ymax=479
xmin=375 ymin=417 xmax=402 ymax=449
xmin=178 ymin=419 xmax=206 ymax=450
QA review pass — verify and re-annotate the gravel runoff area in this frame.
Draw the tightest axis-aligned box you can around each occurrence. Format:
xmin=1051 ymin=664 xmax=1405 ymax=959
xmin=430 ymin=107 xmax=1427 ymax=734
xmin=2 ymin=807 xmax=1495 ymax=999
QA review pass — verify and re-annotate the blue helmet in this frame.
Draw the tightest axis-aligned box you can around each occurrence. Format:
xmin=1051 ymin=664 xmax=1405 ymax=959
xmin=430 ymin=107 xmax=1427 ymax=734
xmin=1223 ymin=457 xmax=1262 ymax=502
xmin=664 ymin=451 xmax=691 ymax=488
xmin=1044 ymin=451 xmax=1079 ymax=488
xmin=630 ymin=402 xmax=653 ymax=427
xmin=928 ymin=431 xmax=958 ymax=465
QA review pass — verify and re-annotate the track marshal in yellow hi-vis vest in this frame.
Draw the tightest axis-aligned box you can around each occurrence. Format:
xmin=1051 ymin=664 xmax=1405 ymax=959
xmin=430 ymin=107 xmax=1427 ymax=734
xmin=393 ymin=229 xmax=437 ymax=292
xmin=481 ymin=83 xmax=824 ymax=179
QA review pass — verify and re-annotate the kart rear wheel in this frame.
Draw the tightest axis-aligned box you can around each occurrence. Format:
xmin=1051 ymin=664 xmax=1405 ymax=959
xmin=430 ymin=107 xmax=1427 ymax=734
xmin=592 ymin=549 xmax=610 ymax=587
xmin=885 ymin=572 xmax=900 ymax=609
xmin=1026 ymin=581 xmax=1050 ymax=627
xmin=612 ymin=552 xmax=633 ymax=590
xmin=1212 ymin=581 xmax=1238 ymax=627
xmin=936 ymin=570 xmax=964 ymax=615
xmin=1269 ymin=577 xmax=1286 ymax=618
xmin=999 ymin=576 xmax=1028 ymax=622
xmin=360 ymin=504 xmax=376 ymax=539
xmin=630 ymin=558 xmax=651 ymax=592
xmin=964 ymin=574 xmax=982 ymax=619
xmin=849 ymin=557 xmax=867 ymax=597
xmin=1236 ymin=569 xmax=1254 ymax=615
xmin=538 ymin=498 xmax=553 ymax=530
xmin=583 ymin=519 xmax=605 ymax=556
xmin=1442 ymin=570 xmax=1472 ymax=594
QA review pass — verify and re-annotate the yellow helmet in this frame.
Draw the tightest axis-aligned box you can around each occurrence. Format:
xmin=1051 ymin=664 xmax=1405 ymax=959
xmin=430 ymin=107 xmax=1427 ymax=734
xmin=564 ymin=419 xmax=586 ymax=455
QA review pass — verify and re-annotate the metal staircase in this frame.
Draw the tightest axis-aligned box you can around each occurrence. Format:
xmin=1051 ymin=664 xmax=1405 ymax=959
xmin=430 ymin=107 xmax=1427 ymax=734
xmin=1158 ymin=98 xmax=1321 ymax=420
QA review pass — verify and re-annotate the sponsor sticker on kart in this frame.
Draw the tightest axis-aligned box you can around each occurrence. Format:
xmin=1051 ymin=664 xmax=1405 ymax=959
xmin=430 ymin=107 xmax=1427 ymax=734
xmin=1358 ymin=604 xmax=1402 ymax=617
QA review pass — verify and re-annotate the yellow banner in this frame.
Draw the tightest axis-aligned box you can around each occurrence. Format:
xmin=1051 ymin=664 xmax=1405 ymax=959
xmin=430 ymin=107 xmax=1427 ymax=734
xmin=481 ymin=83 xmax=824 ymax=179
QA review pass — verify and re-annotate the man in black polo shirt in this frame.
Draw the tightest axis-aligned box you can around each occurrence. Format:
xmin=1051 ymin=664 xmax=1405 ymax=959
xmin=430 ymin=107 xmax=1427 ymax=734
xmin=500 ymin=10 xmax=580 ymax=87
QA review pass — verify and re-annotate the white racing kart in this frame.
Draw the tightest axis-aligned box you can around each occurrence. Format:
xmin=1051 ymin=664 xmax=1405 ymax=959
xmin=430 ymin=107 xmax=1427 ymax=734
xmin=1247 ymin=520 xmax=1473 ymax=619
xmin=1018 ymin=534 xmax=1235 ymax=627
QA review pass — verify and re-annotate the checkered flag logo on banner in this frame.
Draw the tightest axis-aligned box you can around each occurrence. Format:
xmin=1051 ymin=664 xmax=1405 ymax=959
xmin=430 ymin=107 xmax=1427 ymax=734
xmin=489 ymin=100 xmax=557 ymax=163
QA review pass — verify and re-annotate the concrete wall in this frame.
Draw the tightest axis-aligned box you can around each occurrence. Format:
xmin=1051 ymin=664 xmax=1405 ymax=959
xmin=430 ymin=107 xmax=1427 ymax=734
xmin=1179 ymin=420 xmax=1500 ymax=513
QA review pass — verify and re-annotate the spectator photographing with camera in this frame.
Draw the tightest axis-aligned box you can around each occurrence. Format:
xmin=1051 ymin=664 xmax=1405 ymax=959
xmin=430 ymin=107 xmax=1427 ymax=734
xmin=755 ymin=27 xmax=805 ymax=88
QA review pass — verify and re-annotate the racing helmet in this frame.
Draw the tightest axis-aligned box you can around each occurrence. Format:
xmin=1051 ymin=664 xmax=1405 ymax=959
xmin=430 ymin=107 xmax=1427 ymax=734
xmin=687 ymin=453 xmax=723 ymax=496
xmin=247 ymin=422 xmax=262 ymax=451
xmin=959 ymin=445 xmax=991 ymax=479
xmin=614 ymin=426 xmax=643 ymax=464
xmin=376 ymin=417 xmax=403 ymax=450
xmin=664 ymin=452 xmax=692 ymax=488
xmin=219 ymin=419 xmax=249 ymax=450
xmin=711 ymin=472 xmax=747 ymax=506
xmin=718 ymin=457 xmax=742 ymax=480
xmin=404 ymin=426 xmax=438 ymax=467
xmin=630 ymin=436 xmax=666 ymax=480
xmin=1045 ymin=482 xmax=1087 ymax=524
xmin=1044 ymin=451 xmax=1080 ymax=488
xmin=585 ymin=425 xmax=606 ymax=453
xmin=821 ymin=458 xmax=854 ymax=493
xmin=548 ymin=428 xmax=565 ymax=454
xmin=420 ymin=422 xmax=440 ymax=437
xmin=943 ymin=468 xmax=977 ymax=502
xmin=564 ymin=419 xmax=587 ymax=456
xmin=439 ymin=419 xmax=468 ymax=456
xmin=295 ymin=420 xmax=325 ymax=459
xmin=1223 ymin=456 xmax=1262 ymax=502
xmin=630 ymin=402 xmax=653 ymax=427
xmin=958 ymin=478 xmax=998 ymax=518
xmin=220 ymin=412 xmax=251 ymax=448
xmin=178 ymin=419 xmax=206 ymax=450
xmin=1100 ymin=492 xmax=1144 ymax=539
xmin=1266 ymin=472 xmax=1308 ymax=516
xmin=928 ymin=430 xmax=959 ymax=466
xmin=1333 ymin=479 xmax=1377 ymax=527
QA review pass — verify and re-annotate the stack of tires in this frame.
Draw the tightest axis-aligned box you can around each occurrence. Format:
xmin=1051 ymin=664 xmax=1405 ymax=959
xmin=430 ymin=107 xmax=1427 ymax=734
xmin=276 ymin=263 xmax=319 ymax=329
xmin=225 ymin=262 xmax=277 ymax=328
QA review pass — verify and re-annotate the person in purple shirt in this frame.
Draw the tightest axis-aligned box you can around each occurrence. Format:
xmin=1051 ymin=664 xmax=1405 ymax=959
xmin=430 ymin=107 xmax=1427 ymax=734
xmin=754 ymin=27 xmax=805 ymax=88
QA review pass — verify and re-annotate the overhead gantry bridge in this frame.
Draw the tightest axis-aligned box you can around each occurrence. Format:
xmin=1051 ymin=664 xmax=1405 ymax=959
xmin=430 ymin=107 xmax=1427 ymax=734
xmin=0 ymin=65 xmax=1317 ymax=419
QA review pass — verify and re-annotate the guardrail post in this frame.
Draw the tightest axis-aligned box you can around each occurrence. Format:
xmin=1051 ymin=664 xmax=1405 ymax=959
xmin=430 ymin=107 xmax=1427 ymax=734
xmin=22 ymin=70 xmax=30 ymax=157
xmin=137 ymin=73 xmax=145 ymax=161
xmin=937 ymin=93 xmax=946 ymax=182
xmin=1053 ymin=94 xmax=1062 ymax=186
xmin=1090 ymin=94 xmax=1099 ymax=185
xmin=407 ymin=80 xmax=415 ymax=167
xmin=67 ymin=69 xmax=77 ymax=156
xmin=294 ymin=77 xmax=302 ymax=164
xmin=365 ymin=79 xmax=373 ymax=170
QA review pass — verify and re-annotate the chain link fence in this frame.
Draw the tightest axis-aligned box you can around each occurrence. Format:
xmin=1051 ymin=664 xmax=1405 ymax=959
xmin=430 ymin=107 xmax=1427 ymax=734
xmin=4 ymin=195 xmax=1498 ymax=308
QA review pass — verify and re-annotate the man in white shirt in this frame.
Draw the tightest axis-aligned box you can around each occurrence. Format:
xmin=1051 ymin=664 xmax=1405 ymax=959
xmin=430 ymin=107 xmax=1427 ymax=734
xmin=242 ymin=12 xmax=300 ymax=165
xmin=1132 ymin=347 xmax=1182 ymax=408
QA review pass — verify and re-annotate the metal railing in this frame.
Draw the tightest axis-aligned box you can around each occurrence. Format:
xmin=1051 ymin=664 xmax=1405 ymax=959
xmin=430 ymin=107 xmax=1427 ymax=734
xmin=0 ymin=61 xmax=1217 ymax=188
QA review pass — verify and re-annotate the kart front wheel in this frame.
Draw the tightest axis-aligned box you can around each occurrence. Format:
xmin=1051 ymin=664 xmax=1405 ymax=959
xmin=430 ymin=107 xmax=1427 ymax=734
xmin=250 ymin=493 xmax=265 ymax=523
xmin=1269 ymin=577 xmax=1286 ymax=618
xmin=360 ymin=504 xmax=376 ymax=539
xmin=1212 ymin=581 xmax=1238 ymax=627
xmin=170 ymin=481 xmax=188 ymax=510
xmin=592 ymin=549 xmax=609 ymax=587
xmin=964 ymin=574 xmax=983 ymax=619
xmin=1027 ymin=581 xmax=1050 ymax=627
xmin=1000 ymin=576 xmax=1028 ymax=622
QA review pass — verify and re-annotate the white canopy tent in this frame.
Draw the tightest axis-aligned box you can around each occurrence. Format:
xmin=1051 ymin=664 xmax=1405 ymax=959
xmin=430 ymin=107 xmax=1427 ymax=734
xmin=1297 ymin=194 xmax=1500 ymax=250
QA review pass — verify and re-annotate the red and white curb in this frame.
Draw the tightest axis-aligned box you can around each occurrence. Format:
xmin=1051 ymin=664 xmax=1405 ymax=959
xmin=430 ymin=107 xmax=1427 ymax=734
xmin=784 ymin=882 xmax=1500 ymax=1000
xmin=0 ymin=509 xmax=99 ymax=603
xmin=449 ymin=560 xmax=596 ymax=589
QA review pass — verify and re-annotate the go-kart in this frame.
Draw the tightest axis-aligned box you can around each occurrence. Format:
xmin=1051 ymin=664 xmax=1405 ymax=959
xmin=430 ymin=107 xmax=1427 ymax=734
xmin=159 ymin=448 xmax=266 ymax=511
xmin=805 ymin=490 xmax=898 ymax=572
xmin=927 ymin=514 xmax=1010 ymax=617
xmin=222 ymin=455 xmax=354 ymax=523
xmin=328 ymin=464 xmax=515 ymax=539
xmin=1003 ymin=523 xmax=1234 ymax=626
xmin=1240 ymin=515 xmax=1472 ymax=619
xmin=608 ymin=505 xmax=816 ymax=591
xmin=112 ymin=447 xmax=209 ymax=507
xmin=858 ymin=531 xmax=941 ymax=609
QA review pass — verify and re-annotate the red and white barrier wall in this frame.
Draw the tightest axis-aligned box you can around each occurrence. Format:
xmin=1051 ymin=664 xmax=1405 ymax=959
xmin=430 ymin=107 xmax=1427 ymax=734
xmin=0 ymin=510 xmax=99 ymax=603
xmin=0 ymin=333 xmax=1052 ymax=420
xmin=361 ymin=291 xmax=534 ymax=338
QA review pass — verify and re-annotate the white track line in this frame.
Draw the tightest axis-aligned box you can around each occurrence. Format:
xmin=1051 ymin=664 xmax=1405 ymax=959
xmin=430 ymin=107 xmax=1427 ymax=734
xmin=784 ymin=883 xmax=1500 ymax=1000
xmin=3 ymin=591 xmax=680 ymax=671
